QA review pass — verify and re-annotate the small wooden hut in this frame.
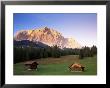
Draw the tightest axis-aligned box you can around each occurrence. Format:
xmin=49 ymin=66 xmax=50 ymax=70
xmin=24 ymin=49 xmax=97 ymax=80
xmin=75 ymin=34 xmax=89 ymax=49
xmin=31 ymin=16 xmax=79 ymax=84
xmin=69 ymin=63 xmax=85 ymax=72
xmin=24 ymin=61 xmax=39 ymax=70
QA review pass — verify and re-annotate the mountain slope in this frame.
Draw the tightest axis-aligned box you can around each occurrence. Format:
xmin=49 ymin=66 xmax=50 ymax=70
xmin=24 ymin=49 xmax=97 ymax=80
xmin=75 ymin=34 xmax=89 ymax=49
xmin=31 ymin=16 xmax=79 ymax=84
xmin=14 ymin=40 xmax=49 ymax=48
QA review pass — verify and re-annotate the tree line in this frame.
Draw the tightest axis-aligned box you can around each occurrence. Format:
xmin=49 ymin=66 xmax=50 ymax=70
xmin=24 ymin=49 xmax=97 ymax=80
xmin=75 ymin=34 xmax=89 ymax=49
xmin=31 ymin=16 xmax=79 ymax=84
xmin=79 ymin=46 xmax=97 ymax=59
xmin=14 ymin=45 xmax=97 ymax=64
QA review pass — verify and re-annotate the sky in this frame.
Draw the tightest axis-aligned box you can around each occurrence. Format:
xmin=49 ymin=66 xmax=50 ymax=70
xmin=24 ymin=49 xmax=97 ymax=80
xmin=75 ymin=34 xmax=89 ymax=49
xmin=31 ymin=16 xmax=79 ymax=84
xmin=14 ymin=13 xmax=97 ymax=47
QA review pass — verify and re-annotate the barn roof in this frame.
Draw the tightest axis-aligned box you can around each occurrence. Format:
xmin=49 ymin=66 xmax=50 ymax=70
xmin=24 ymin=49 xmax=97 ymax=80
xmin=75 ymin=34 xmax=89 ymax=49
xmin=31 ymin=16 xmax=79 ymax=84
xmin=24 ymin=61 xmax=38 ymax=65
xmin=69 ymin=63 xmax=84 ymax=68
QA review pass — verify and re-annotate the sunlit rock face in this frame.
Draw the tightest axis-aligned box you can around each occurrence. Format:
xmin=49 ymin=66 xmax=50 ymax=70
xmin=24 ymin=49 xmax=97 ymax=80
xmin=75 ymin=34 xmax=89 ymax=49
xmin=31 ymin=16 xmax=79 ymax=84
xmin=14 ymin=27 xmax=81 ymax=49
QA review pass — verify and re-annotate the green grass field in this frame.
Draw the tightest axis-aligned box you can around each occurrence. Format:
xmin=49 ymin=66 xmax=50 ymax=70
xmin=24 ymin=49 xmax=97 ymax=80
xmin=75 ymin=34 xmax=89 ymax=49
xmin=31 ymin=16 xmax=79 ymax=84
xmin=14 ymin=55 xmax=97 ymax=75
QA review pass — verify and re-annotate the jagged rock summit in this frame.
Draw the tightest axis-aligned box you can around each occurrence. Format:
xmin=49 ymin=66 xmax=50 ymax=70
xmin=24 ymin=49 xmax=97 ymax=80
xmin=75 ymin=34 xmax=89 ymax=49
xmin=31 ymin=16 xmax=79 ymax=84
xmin=14 ymin=27 xmax=81 ymax=49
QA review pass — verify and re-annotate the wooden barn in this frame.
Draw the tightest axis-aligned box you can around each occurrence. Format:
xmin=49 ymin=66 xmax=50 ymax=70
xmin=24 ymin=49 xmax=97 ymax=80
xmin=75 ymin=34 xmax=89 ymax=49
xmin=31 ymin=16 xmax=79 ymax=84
xmin=24 ymin=61 xmax=39 ymax=70
xmin=69 ymin=63 xmax=85 ymax=72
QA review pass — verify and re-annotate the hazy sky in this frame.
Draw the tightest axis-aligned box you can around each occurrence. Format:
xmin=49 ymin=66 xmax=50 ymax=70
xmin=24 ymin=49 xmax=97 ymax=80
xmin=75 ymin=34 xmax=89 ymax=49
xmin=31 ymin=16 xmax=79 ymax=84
xmin=14 ymin=13 xmax=97 ymax=47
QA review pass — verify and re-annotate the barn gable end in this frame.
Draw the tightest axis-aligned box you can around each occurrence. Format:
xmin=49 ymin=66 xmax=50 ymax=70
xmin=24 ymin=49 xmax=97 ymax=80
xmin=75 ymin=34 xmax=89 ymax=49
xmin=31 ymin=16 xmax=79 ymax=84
xmin=24 ymin=61 xmax=39 ymax=70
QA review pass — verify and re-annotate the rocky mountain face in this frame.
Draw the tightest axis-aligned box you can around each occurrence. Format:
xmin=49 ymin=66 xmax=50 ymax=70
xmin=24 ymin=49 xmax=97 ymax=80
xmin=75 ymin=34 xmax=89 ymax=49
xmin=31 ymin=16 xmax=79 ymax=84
xmin=14 ymin=27 xmax=81 ymax=49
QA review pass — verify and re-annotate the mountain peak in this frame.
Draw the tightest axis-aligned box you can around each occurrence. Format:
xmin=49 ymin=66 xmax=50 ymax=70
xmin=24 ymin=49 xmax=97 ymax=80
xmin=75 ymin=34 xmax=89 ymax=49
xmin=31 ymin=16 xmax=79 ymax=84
xmin=44 ymin=26 xmax=50 ymax=30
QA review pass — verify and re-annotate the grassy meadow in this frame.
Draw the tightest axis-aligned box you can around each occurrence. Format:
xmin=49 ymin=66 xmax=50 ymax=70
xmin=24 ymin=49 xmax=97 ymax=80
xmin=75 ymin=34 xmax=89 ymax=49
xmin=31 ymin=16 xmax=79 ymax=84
xmin=14 ymin=55 xmax=97 ymax=75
